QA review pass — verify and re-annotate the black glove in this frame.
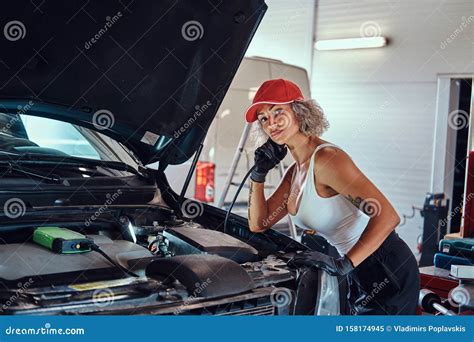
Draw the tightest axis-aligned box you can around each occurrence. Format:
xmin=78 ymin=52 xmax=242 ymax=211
xmin=250 ymin=138 xmax=288 ymax=183
xmin=288 ymin=250 xmax=355 ymax=276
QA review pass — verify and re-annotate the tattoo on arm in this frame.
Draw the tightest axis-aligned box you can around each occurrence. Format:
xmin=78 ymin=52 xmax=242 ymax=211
xmin=346 ymin=194 xmax=375 ymax=217
xmin=346 ymin=194 xmax=363 ymax=208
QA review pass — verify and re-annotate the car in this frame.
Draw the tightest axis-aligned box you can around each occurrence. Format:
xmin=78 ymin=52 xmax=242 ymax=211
xmin=0 ymin=0 xmax=340 ymax=315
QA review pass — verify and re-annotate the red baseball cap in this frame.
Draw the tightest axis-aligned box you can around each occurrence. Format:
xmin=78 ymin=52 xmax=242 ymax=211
xmin=244 ymin=79 xmax=304 ymax=123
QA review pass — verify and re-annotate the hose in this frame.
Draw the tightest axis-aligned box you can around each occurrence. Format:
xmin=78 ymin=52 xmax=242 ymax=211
xmin=90 ymin=243 xmax=140 ymax=278
xmin=223 ymin=165 xmax=256 ymax=234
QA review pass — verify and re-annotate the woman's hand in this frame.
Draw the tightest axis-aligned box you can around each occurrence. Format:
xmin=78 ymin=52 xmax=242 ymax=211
xmin=248 ymin=143 xmax=293 ymax=232
xmin=288 ymin=251 xmax=354 ymax=276
xmin=250 ymin=138 xmax=287 ymax=183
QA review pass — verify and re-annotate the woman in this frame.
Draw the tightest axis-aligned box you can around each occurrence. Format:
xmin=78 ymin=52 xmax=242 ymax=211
xmin=245 ymin=78 xmax=420 ymax=315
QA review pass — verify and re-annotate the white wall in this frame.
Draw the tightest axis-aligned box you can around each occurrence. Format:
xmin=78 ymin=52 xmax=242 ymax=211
xmin=245 ymin=0 xmax=316 ymax=73
xmin=312 ymin=0 xmax=474 ymax=252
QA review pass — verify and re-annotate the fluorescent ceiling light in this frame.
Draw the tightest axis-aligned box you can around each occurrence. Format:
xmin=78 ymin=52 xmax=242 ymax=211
xmin=315 ymin=37 xmax=387 ymax=51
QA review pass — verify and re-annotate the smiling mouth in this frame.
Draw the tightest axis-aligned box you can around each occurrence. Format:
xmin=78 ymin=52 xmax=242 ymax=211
xmin=271 ymin=130 xmax=283 ymax=138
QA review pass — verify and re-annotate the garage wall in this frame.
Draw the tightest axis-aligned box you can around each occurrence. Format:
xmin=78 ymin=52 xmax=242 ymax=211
xmin=245 ymin=0 xmax=316 ymax=73
xmin=311 ymin=0 xmax=474 ymax=251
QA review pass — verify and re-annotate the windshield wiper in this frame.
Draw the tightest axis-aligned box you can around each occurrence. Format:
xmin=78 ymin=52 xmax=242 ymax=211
xmin=0 ymin=152 xmax=143 ymax=177
xmin=0 ymin=162 xmax=61 ymax=183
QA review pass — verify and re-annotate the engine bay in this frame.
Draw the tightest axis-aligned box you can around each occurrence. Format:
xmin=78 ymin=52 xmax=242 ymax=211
xmin=0 ymin=217 xmax=289 ymax=285
xmin=0 ymin=204 xmax=307 ymax=315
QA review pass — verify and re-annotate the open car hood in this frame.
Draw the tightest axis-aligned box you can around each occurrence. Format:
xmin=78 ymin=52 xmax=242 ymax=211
xmin=0 ymin=0 xmax=267 ymax=166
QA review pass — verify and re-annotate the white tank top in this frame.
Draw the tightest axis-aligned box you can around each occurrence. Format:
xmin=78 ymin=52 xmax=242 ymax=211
xmin=288 ymin=143 xmax=370 ymax=256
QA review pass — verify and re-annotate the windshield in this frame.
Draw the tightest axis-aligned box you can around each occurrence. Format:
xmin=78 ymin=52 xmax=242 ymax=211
xmin=20 ymin=115 xmax=100 ymax=159
xmin=0 ymin=112 xmax=138 ymax=170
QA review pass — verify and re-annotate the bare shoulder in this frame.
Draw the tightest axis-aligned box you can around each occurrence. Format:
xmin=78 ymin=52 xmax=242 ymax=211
xmin=313 ymin=146 xmax=361 ymax=192
xmin=313 ymin=145 xmax=358 ymax=185
xmin=314 ymin=145 xmax=352 ymax=169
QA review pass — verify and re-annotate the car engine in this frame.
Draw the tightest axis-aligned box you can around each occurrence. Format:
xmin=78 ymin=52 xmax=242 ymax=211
xmin=0 ymin=205 xmax=339 ymax=315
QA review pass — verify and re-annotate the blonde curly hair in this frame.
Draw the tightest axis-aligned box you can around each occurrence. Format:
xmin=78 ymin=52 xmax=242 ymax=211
xmin=250 ymin=99 xmax=330 ymax=148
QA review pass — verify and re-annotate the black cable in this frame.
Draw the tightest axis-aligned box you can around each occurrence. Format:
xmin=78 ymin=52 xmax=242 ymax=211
xmin=223 ymin=165 xmax=256 ymax=234
xmin=90 ymin=243 xmax=140 ymax=278
xmin=223 ymin=166 xmax=281 ymax=248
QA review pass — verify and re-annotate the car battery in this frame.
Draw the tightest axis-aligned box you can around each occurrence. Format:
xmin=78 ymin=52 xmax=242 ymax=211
xmin=439 ymin=238 xmax=474 ymax=259
xmin=433 ymin=252 xmax=474 ymax=270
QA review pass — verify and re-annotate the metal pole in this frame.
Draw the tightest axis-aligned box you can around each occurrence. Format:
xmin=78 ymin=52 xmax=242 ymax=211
xmin=432 ymin=302 xmax=456 ymax=316
xmin=217 ymin=123 xmax=253 ymax=208
xmin=179 ymin=143 xmax=204 ymax=204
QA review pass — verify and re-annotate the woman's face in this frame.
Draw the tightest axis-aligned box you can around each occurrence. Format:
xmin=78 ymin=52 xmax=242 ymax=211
xmin=256 ymin=103 xmax=300 ymax=144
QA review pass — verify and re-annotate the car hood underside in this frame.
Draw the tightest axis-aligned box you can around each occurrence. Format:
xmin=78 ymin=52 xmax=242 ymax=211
xmin=0 ymin=0 xmax=267 ymax=165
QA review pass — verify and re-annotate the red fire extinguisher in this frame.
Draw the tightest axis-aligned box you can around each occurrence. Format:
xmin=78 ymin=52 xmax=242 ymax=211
xmin=195 ymin=161 xmax=215 ymax=203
